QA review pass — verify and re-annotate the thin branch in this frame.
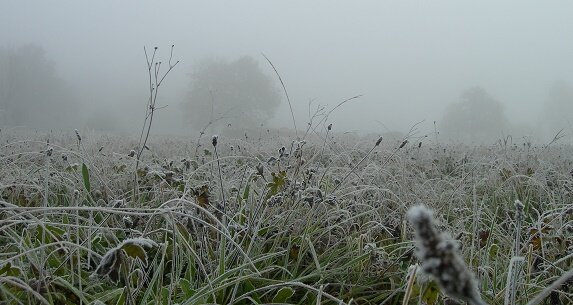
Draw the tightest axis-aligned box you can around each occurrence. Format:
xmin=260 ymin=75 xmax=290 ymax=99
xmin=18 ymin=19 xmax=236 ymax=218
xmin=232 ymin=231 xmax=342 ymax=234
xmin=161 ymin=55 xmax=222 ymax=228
xmin=261 ymin=53 xmax=297 ymax=137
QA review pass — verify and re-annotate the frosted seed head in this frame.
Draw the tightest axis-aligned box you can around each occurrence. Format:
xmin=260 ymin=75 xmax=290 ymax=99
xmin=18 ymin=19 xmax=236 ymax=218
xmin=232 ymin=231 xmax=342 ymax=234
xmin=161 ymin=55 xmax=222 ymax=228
xmin=212 ymin=135 xmax=218 ymax=147
xmin=515 ymin=199 xmax=524 ymax=218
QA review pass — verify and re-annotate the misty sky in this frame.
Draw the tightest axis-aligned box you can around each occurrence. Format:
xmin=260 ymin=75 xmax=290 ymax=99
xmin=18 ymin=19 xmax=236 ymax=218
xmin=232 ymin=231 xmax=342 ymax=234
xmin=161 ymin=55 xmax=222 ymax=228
xmin=2 ymin=1 xmax=572 ymax=135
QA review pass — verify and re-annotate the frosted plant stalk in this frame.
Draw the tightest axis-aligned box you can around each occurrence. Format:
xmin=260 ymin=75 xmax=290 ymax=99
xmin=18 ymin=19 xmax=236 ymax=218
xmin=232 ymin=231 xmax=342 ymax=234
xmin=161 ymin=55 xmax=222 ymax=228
xmin=407 ymin=205 xmax=488 ymax=305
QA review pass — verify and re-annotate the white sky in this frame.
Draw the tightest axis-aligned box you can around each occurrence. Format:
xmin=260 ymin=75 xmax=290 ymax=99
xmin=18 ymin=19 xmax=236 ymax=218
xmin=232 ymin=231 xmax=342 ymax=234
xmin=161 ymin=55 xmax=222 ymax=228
xmin=2 ymin=1 xmax=572 ymax=134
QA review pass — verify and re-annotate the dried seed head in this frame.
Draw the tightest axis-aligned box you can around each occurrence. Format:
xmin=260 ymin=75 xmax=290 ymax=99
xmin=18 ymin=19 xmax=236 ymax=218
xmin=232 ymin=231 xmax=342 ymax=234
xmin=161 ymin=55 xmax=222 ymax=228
xmin=256 ymin=163 xmax=264 ymax=176
xmin=375 ymin=136 xmax=383 ymax=146
xmin=407 ymin=205 xmax=485 ymax=305
xmin=514 ymin=199 xmax=524 ymax=220
xmin=328 ymin=123 xmax=332 ymax=131
xmin=399 ymin=140 xmax=408 ymax=149
xmin=74 ymin=129 xmax=81 ymax=142
xmin=212 ymin=135 xmax=218 ymax=147
xmin=123 ymin=216 xmax=133 ymax=228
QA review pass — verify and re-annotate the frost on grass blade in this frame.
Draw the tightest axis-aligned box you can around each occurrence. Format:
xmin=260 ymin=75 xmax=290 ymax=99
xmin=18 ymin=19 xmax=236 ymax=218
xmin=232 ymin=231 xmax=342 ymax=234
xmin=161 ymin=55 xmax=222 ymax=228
xmin=407 ymin=205 xmax=487 ymax=305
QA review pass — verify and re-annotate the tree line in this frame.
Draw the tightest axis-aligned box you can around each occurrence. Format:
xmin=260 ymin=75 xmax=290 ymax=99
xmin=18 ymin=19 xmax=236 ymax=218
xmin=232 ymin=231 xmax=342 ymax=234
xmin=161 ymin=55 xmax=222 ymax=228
xmin=1 ymin=43 xmax=571 ymax=142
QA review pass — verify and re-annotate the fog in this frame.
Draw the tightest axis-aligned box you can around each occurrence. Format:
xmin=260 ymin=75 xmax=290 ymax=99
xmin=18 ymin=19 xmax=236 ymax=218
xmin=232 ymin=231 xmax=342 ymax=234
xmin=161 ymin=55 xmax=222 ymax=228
xmin=1 ymin=1 xmax=573 ymax=142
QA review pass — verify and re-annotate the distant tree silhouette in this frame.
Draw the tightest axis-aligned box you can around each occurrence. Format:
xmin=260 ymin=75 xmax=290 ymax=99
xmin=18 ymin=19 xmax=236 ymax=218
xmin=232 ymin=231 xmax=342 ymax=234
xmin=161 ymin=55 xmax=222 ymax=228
xmin=0 ymin=44 xmax=77 ymax=128
xmin=542 ymin=80 xmax=573 ymax=135
xmin=183 ymin=56 xmax=281 ymax=131
xmin=441 ymin=87 xmax=508 ymax=142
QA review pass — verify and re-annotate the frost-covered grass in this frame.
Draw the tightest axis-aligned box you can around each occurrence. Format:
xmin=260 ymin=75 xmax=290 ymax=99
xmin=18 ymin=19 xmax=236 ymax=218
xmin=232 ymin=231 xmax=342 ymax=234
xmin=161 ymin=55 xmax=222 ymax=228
xmin=1 ymin=128 xmax=573 ymax=304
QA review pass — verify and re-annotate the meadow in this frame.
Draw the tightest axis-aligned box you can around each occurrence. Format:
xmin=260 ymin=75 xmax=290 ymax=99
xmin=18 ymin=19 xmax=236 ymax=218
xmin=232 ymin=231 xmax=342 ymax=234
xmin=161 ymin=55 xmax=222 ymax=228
xmin=1 ymin=127 xmax=572 ymax=304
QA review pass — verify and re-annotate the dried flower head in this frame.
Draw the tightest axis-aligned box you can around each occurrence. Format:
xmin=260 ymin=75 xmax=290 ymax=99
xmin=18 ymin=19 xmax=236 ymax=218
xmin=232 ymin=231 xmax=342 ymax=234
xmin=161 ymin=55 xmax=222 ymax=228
xmin=74 ymin=129 xmax=81 ymax=143
xmin=407 ymin=205 xmax=487 ymax=305
xmin=212 ymin=134 xmax=218 ymax=147
xmin=514 ymin=199 xmax=524 ymax=220
xmin=73 ymin=189 xmax=80 ymax=200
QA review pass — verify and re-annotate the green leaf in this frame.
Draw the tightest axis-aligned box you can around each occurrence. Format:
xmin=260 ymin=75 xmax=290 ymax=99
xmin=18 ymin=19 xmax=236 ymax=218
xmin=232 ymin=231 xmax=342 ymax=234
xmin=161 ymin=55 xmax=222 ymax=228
xmin=272 ymin=287 xmax=295 ymax=303
xmin=244 ymin=280 xmax=261 ymax=304
xmin=81 ymin=163 xmax=91 ymax=193
xmin=0 ymin=263 xmax=10 ymax=275
xmin=0 ymin=262 xmax=22 ymax=276
xmin=242 ymin=180 xmax=251 ymax=201
xmin=92 ymin=288 xmax=125 ymax=303
xmin=120 ymin=243 xmax=148 ymax=266
xmin=421 ymin=281 xmax=440 ymax=305
xmin=161 ymin=286 xmax=170 ymax=304
xmin=176 ymin=222 xmax=191 ymax=240
xmin=115 ymin=287 xmax=127 ymax=305
xmin=180 ymin=279 xmax=196 ymax=298
xmin=52 ymin=276 xmax=90 ymax=305
xmin=267 ymin=170 xmax=286 ymax=197
xmin=489 ymin=243 xmax=499 ymax=259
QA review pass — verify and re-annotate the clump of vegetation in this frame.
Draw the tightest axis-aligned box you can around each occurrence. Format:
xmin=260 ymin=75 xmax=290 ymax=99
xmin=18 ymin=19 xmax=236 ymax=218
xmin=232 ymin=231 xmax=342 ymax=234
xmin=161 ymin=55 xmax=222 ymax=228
xmin=1 ymin=124 xmax=573 ymax=304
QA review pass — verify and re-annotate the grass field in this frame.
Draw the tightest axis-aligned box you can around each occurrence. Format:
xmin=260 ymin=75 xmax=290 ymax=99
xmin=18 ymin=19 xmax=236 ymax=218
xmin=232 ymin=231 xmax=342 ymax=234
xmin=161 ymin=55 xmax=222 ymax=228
xmin=1 ymin=128 xmax=572 ymax=304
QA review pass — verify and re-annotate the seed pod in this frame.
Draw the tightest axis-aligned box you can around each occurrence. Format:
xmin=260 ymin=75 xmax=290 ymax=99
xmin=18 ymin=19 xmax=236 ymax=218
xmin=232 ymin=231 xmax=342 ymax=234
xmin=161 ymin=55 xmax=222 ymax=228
xmin=74 ymin=129 xmax=82 ymax=143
